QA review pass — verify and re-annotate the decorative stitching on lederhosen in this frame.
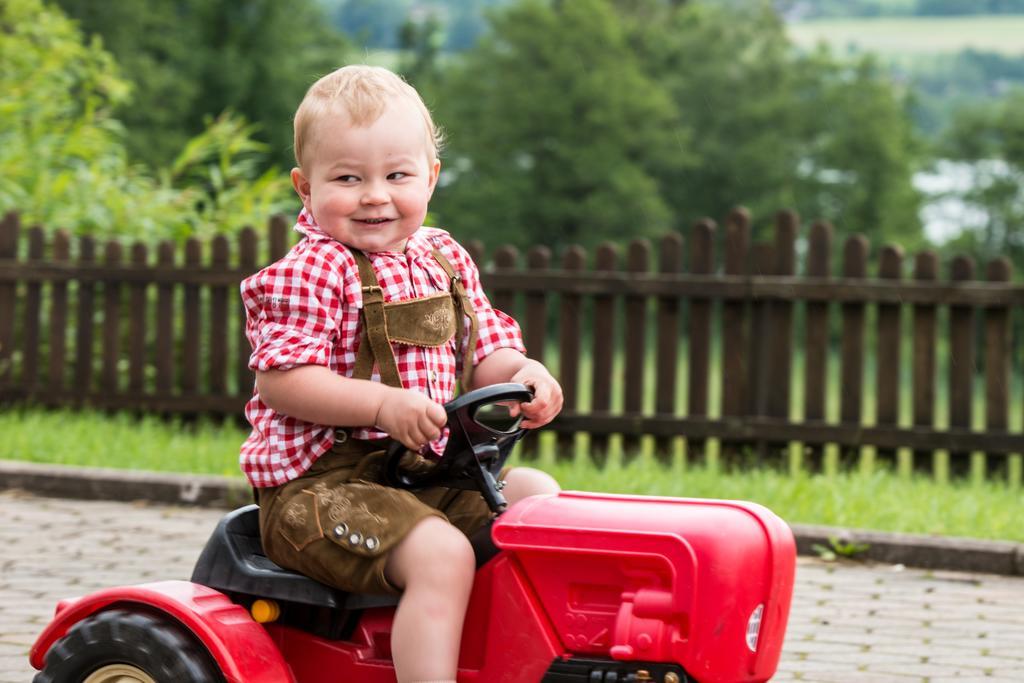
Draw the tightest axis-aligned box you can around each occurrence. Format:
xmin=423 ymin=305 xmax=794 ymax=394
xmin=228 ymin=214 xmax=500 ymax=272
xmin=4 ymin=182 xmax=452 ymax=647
xmin=349 ymin=248 xmax=478 ymax=390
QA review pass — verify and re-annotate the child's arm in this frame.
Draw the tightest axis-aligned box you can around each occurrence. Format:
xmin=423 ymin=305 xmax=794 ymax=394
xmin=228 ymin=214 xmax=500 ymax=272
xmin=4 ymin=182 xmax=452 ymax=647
xmin=439 ymin=238 xmax=561 ymax=429
xmin=257 ymin=366 xmax=446 ymax=451
xmin=471 ymin=348 xmax=562 ymax=429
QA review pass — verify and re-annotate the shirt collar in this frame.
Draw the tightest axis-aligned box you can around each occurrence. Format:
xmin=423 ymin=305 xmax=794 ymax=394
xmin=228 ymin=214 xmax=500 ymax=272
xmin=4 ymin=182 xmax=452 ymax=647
xmin=403 ymin=231 xmax=436 ymax=261
xmin=294 ymin=208 xmax=332 ymax=242
xmin=294 ymin=208 xmax=435 ymax=260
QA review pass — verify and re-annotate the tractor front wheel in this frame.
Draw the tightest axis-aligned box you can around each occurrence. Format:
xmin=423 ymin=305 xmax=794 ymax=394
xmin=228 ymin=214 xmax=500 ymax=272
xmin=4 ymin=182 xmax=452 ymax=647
xmin=34 ymin=607 xmax=223 ymax=683
xmin=83 ymin=663 xmax=156 ymax=683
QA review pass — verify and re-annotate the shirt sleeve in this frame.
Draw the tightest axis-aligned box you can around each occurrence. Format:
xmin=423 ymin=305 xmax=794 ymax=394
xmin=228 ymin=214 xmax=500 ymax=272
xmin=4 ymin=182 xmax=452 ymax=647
xmin=241 ymin=249 xmax=347 ymax=372
xmin=444 ymin=239 xmax=527 ymax=366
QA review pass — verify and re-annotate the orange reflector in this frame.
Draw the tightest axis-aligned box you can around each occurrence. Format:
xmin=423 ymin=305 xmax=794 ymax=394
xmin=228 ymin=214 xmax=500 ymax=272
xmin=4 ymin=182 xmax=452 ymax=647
xmin=251 ymin=599 xmax=280 ymax=623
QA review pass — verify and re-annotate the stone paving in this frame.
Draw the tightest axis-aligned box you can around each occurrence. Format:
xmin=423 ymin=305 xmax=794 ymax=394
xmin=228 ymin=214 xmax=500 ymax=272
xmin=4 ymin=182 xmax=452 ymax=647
xmin=1 ymin=489 xmax=1022 ymax=682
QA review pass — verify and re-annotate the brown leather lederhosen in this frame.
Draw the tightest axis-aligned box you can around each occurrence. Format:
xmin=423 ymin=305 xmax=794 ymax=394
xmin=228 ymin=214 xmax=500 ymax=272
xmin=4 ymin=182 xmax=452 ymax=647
xmin=257 ymin=247 xmax=496 ymax=595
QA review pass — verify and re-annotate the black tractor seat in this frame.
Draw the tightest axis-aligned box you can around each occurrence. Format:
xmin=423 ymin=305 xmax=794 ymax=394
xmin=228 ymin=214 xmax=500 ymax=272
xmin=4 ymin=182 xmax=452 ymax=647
xmin=190 ymin=505 xmax=398 ymax=611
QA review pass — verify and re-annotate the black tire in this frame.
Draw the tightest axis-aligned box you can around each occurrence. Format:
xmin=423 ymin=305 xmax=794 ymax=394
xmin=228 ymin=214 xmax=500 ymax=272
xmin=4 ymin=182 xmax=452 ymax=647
xmin=34 ymin=607 xmax=224 ymax=683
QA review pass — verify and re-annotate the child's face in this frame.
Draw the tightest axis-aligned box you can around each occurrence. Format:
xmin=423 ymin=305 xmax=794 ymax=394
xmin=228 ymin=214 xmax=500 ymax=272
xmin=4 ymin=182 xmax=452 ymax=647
xmin=291 ymin=102 xmax=440 ymax=253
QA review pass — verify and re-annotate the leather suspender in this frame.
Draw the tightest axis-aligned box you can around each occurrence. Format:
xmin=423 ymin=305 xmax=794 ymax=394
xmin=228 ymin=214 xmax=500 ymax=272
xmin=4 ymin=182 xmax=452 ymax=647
xmin=430 ymin=249 xmax=478 ymax=391
xmin=351 ymin=250 xmax=403 ymax=387
xmin=349 ymin=248 xmax=478 ymax=390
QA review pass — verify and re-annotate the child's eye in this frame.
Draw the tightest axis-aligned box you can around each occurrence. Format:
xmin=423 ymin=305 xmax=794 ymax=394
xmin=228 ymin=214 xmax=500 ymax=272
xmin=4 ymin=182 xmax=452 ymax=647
xmin=387 ymin=172 xmax=408 ymax=180
xmin=335 ymin=175 xmax=358 ymax=183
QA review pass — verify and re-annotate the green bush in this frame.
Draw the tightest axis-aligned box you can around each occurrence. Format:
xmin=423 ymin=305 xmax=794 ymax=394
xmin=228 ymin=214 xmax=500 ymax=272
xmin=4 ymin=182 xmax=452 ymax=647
xmin=0 ymin=0 xmax=293 ymax=245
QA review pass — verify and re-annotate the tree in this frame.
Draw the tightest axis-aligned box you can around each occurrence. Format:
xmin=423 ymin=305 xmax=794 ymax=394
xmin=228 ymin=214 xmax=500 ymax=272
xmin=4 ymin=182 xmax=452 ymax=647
xmin=916 ymin=0 xmax=1024 ymax=15
xmin=0 ymin=0 xmax=292 ymax=243
xmin=55 ymin=0 xmax=351 ymax=169
xmin=618 ymin=0 xmax=923 ymax=246
xmin=903 ymin=50 xmax=1024 ymax=136
xmin=940 ymin=90 xmax=1024 ymax=270
xmin=329 ymin=0 xmax=508 ymax=51
xmin=47 ymin=0 xmax=202 ymax=167
xmin=791 ymin=51 xmax=924 ymax=249
xmin=398 ymin=11 xmax=446 ymax=90
xmin=331 ymin=0 xmax=412 ymax=49
xmin=615 ymin=0 xmax=807 ymax=237
xmin=429 ymin=0 xmax=687 ymax=250
xmin=431 ymin=0 xmax=921 ymax=249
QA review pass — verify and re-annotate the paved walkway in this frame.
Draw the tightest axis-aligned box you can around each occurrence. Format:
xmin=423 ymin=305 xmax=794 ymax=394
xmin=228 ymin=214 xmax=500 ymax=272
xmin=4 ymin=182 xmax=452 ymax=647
xmin=1 ymin=489 xmax=1022 ymax=682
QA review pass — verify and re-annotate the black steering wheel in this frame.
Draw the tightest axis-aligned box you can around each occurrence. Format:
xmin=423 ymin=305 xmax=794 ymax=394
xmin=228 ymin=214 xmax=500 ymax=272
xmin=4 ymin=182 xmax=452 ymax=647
xmin=384 ymin=383 xmax=533 ymax=513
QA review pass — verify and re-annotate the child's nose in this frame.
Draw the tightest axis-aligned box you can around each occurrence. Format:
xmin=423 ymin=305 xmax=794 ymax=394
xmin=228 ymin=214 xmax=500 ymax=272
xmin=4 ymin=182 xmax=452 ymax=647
xmin=361 ymin=181 xmax=389 ymax=205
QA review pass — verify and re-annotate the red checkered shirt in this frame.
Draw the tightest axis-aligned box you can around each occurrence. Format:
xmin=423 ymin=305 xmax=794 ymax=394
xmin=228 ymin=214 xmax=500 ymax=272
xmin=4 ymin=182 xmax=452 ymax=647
xmin=239 ymin=210 xmax=526 ymax=487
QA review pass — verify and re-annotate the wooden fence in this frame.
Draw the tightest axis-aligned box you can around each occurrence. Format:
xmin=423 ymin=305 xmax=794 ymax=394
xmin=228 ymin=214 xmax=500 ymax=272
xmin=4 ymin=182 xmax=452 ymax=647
xmin=1 ymin=209 xmax=1023 ymax=479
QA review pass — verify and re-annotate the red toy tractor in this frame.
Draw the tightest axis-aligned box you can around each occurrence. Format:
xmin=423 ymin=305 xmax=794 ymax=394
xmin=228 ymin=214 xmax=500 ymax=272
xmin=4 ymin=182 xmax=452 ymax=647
xmin=29 ymin=384 xmax=796 ymax=683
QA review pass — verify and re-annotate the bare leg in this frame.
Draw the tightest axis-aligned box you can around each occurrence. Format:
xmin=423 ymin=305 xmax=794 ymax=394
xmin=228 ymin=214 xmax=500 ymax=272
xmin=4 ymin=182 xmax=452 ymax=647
xmin=385 ymin=516 xmax=476 ymax=683
xmin=501 ymin=466 xmax=560 ymax=504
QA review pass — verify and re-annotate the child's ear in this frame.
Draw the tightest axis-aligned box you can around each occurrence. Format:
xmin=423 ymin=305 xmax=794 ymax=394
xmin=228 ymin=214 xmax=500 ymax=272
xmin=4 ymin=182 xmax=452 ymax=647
xmin=427 ymin=158 xmax=441 ymax=195
xmin=291 ymin=167 xmax=312 ymax=209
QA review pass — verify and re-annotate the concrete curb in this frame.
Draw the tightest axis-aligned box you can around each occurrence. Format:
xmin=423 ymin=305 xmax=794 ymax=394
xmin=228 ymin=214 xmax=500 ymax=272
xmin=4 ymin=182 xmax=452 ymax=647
xmin=0 ymin=459 xmax=252 ymax=509
xmin=789 ymin=523 xmax=1023 ymax=577
xmin=3 ymin=459 xmax=1021 ymax=577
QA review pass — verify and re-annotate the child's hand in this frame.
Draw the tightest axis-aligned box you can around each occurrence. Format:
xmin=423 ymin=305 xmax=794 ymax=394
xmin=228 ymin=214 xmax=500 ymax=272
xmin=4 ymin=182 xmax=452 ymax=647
xmin=509 ymin=365 xmax=563 ymax=429
xmin=375 ymin=388 xmax=447 ymax=451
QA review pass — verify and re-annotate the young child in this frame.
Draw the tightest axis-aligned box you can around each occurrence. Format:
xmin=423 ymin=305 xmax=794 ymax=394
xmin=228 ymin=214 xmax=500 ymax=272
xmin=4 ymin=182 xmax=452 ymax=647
xmin=239 ymin=65 xmax=562 ymax=683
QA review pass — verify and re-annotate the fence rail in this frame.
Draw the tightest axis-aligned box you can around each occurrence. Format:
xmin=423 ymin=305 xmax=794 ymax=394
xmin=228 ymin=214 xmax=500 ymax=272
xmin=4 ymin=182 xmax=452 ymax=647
xmin=1 ymin=209 xmax=1022 ymax=480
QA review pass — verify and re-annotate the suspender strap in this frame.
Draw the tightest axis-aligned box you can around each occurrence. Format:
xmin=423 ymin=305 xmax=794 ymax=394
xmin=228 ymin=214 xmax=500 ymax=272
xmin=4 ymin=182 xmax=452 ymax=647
xmin=431 ymin=248 xmax=478 ymax=391
xmin=351 ymin=249 xmax=403 ymax=388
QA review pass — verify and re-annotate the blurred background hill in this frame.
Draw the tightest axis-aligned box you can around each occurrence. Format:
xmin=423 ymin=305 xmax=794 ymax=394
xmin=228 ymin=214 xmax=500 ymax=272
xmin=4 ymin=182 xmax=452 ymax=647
xmin=4 ymin=0 xmax=1022 ymax=271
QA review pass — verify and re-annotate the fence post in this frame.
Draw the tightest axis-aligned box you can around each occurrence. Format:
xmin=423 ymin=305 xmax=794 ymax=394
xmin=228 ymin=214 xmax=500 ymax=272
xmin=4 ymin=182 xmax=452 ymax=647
xmin=21 ymin=227 xmax=44 ymax=393
xmin=984 ymin=258 xmax=1011 ymax=478
xmin=524 ymin=246 xmax=550 ymax=365
xmin=688 ymin=220 xmax=715 ymax=463
xmin=839 ymin=235 xmax=868 ymax=467
xmin=465 ymin=239 xmax=484 ymax=266
xmin=912 ymin=251 xmax=938 ymax=475
xmin=101 ymin=240 xmax=124 ymax=394
xmin=183 ymin=239 xmax=202 ymax=395
xmin=73 ymin=236 xmax=97 ymax=401
xmin=128 ymin=242 xmax=149 ymax=394
xmin=155 ymin=241 xmax=175 ymax=395
xmin=655 ymin=232 xmax=683 ymax=462
xmin=0 ymin=212 xmax=21 ymax=387
xmin=492 ymin=246 xmax=518 ymax=318
xmin=748 ymin=242 xmax=775 ymax=463
xmin=238 ymin=227 xmax=258 ymax=398
xmin=48 ymin=231 xmax=70 ymax=393
xmin=590 ymin=242 xmax=618 ymax=464
xmin=875 ymin=245 xmax=904 ymax=469
xmin=623 ymin=239 xmax=650 ymax=459
xmin=209 ymin=236 xmax=230 ymax=397
xmin=721 ymin=209 xmax=749 ymax=467
xmin=948 ymin=255 xmax=976 ymax=478
xmin=521 ymin=246 xmax=551 ymax=459
xmin=557 ymin=245 xmax=586 ymax=459
xmin=768 ymin=212 xmax=797 ymax=449
xmin=268 ymin=214 xmax=291 ymax=263
xmin=803 ymin=221 xmax=832 ymax=471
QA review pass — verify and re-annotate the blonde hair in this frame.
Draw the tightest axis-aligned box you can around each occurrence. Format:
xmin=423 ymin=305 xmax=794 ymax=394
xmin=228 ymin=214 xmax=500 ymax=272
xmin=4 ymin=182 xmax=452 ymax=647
xmin=293 ymin=64 xmax=443 ymax=168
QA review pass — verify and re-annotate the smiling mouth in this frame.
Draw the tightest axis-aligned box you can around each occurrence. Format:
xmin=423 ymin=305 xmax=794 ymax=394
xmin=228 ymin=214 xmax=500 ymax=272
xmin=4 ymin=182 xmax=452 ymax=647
xmin=357 ymin=217 xmax=394 ymax=225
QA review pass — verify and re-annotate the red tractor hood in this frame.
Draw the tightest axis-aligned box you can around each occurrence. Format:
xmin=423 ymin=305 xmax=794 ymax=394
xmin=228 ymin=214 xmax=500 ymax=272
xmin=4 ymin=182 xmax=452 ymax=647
xmin=492 ymin=491 xmax=795 ymax=683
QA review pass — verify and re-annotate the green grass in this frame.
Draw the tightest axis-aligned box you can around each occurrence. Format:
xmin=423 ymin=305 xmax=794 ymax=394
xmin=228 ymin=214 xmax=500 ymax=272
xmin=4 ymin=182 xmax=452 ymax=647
xmin=787 ymin=15 xmax=1024 ymax=56
xmin=535 ymin=445 xmax=1022 ymax=543
xmin=0 ymin=408 xmax=245 ymax=478
xmin=1 ymin=407 xmax=1021 ymax=542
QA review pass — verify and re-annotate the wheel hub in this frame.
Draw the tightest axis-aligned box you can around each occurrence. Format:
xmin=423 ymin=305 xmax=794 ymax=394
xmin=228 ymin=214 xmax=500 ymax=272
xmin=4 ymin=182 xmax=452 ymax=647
xmin=83 ymin=664 xmax=157 ymax=683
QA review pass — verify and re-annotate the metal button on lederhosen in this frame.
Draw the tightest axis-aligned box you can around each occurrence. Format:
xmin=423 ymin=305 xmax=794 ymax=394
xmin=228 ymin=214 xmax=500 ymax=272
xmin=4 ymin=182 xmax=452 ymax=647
xmin=257 ymin=247 xmax=495 ymax=595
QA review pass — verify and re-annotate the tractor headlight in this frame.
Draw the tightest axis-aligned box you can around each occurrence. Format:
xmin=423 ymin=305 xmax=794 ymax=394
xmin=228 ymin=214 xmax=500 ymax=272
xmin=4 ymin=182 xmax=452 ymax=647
xmin=746 ymin=604 xmax=764 ymax=653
